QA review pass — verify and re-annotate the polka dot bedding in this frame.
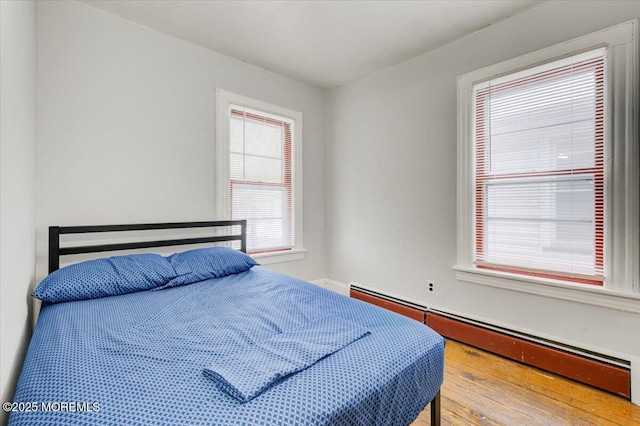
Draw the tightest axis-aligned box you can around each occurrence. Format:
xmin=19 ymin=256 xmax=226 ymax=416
xmin=32 ymin=253 xmax=177 ymax=303
xmin=32 ymin=247 xmax=258 ymax=303
xmin=202 ymin=316 xmax=371 ymax=403
xmin=161 ymin=246 xmax=258 ymax=289
xmin=10 ymin=266 xmax=444 ymax=426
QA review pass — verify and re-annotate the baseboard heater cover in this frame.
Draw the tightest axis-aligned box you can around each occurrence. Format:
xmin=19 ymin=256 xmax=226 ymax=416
xmin=350 ymin=286 xmax=426 ymax=323
xmin=349 ymin=285 xmax=631 ymax=399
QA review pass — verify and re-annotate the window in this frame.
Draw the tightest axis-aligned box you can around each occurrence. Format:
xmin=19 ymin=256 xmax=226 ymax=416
xmin=456 ymin=21 xmax=638 ymax=307
xmin=474 ymin=49 xmax=605 ymax=285
xmin=216 ymin=90 xmax=304 ymax=263
xmin=230 ymin=107 xmax=293 ymax=252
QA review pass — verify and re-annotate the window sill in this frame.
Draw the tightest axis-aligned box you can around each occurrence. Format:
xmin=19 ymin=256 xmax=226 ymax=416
xmin=453 ymin=265 xmax=640 ymax=314
xmin=251 ymin=248 xmax=306 ymax=265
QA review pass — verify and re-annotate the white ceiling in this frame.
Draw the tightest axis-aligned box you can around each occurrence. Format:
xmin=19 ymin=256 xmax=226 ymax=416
xmin=82 ymin=0 xmax=542 ymax=89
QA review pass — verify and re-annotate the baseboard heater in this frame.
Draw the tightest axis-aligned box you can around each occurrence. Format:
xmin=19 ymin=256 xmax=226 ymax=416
xmin=350 ymin=285 xmax=631 ymax=400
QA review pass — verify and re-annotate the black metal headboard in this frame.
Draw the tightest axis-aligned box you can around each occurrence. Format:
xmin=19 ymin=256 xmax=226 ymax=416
xmin=49 ymin=220 xmax=247 ymax=274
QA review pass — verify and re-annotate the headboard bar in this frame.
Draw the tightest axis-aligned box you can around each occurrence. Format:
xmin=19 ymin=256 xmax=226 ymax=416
xmin=49 ymin=220 xmax=247 ymax=274
xmin=49 ymin=226 xmax=61 ymax=274
xmin=59 ymin=235 xmax=244 ymax=256
xmin=57 ymin=220 xmax=244 ymax=234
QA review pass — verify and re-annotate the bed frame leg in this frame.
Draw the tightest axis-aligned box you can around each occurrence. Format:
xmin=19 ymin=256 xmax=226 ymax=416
xmin=430 ymin=390 xmax=441 ymax=426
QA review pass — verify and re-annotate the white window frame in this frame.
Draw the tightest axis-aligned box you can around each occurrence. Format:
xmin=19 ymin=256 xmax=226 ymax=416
xmin=215 ymin=89 xmax=305 ymax=264
xmin=455 ymin=21 xmax=640 ymax=313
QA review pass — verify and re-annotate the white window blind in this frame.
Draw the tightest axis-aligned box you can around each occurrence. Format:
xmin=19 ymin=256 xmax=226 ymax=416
xmin=473 ymin=48 xmax=605 ymax=285
xmin=229 ymin=105 xmax=294 ymax=253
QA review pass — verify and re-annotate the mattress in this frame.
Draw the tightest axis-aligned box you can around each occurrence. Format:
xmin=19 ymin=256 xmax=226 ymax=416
xmin=10 ymin=266 xmax=444 ymax=425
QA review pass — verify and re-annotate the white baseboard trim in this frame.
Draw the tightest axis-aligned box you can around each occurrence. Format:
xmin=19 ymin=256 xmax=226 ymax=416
xmin=310 ymin=278 xmax=350 ymax=296
xmin=349 ymin=281 xmax=426 ymax=308
xmin=632 ymin=357 xmax=640 ymax=405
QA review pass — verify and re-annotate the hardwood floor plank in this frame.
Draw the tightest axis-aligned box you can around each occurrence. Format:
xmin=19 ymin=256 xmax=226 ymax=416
xmin=442 ymin=373 xmax=538 ymax=425
xmin=445 ymin=342 xmax=637 ymax=425
xmin=446 ymin=349 xmax=630 ymax=425
xmin=410 ymin=340 xmax=640 ymax=426
xmin=415 ymin=396 xmax=506 ymax=426
xmin=448 ymin=342 xmax=626 ymax=410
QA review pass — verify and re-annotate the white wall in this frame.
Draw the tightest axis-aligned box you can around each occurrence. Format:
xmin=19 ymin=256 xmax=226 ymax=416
xmin=21 ymin=0 xmax=640 ymax=407
xmin=0 ymin=0 xmax=38 ymax=422
xmin=326 ymin=0 xmax=640 ymax=360
xmin=37 ymin=1 xmax=326 ymax=284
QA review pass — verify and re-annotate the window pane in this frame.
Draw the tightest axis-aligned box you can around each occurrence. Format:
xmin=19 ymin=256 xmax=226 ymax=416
xmin=231 ymin=113 xmax=283 ymax=158
xmin=231 ymin=184 xmax=291 ymax=250
xmin=485 ymin=220 xmax=594 ymax=275
xmin=230 ymin=111 xmax=285 ymax=183
xmin=484 ymin=178 xmax=595 ymax=275
xmin=486 ymin=178 xmax=594 ymax=222
xmin=230 ymin=116 xmax=244 ymax=153
xmin=247 ymin=219 xmax=286 ymax=251
xmin=489 ymin=120 xmax=595 ymax=174
xmin=244 ymin=120 xmax=283 ymax=158
xmin=231 ymin=154 xmax=283 ymax=183
xmin=230 ymin=152 xmax=244 ymax=181
xmin=487 ymin=70 xmax=596 ymax=174
xmin=489 ymin=70 xmax=596 ymax=133
xmin=244 ymin=155 xmax=282 ymax=183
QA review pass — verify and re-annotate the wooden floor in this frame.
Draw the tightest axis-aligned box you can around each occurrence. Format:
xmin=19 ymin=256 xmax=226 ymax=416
xmin=411 ymin=340 xmax=640 ymax=426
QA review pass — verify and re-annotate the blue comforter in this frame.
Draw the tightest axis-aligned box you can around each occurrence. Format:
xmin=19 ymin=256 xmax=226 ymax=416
xmin=10 ymin=267 xmax=444 ymax=425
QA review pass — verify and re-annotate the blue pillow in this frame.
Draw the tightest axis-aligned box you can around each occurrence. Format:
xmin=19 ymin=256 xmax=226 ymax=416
xmin=33 ymin=254 xmax=177 ymax=303
xmin=162 ymin=247 xmax=257 ymax=288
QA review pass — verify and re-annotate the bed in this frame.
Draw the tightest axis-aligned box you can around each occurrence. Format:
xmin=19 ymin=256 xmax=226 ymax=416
xmin=9 ymin=221 xmax=444 ymax=426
